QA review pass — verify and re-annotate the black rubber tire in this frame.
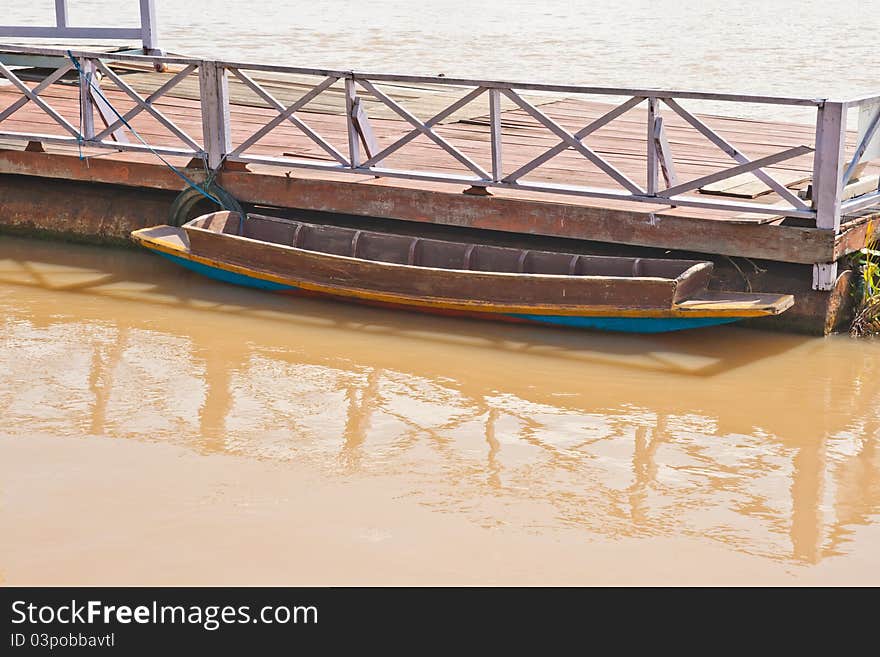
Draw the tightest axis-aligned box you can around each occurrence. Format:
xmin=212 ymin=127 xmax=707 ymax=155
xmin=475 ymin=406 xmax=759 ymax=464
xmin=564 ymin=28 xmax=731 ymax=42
xmin=168 ymin=182 xmax=244 ymax=227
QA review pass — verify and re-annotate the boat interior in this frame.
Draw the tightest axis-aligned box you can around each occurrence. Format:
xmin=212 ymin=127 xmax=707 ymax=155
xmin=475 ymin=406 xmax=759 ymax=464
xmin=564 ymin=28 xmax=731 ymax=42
xmin=188 ymin=212 xmax=711 ymax=281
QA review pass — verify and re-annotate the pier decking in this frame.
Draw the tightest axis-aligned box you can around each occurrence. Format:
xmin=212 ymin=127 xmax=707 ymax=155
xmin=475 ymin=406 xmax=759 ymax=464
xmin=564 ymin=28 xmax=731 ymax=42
xmin=1 ymin=44 xmax=879 ymax=333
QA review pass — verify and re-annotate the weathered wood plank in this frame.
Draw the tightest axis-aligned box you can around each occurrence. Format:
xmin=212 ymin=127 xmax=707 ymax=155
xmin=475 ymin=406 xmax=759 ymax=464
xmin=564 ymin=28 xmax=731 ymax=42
xmin=700 ymin=169 xmax=811 ymax=198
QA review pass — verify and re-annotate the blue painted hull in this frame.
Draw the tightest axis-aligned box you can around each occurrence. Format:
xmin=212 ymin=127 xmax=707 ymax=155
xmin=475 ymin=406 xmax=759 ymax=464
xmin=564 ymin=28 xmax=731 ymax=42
xmin=513 ymin=314 xmax=739 ymax=333
xmin=157 ymin=251 xmax=740 ymax=333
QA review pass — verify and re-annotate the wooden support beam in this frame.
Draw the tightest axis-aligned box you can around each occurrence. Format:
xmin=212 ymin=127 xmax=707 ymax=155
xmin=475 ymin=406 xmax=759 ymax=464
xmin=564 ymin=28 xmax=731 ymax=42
xmin=647 ymin=97 xmax=659 ymax=195
xmin=0 ymin=148 xmax=847 ymax=264
xmin=54 ymin=0 xmax=69 ymax=28
xmin=811 ymin=102 xmax=848 ymax=291
xmin=210 ymin=169 xmax=836 ymax=264
xmin=138 ymin=0 xmax=160 ymax=52
xmin=812 ymin=262 xmax=838 ymax=291
xmin=78 ymin=59 xmax=96 ymax=141
xmin=344 ymin=78 xmax=361 ymax=168
xmin=352 ymin=97 xmax=378 ymax=160
xmin=90 ymin=84 xmax=130 ymax=144
xmin=489 ymin=88 xmax=502 ymax=182
xmin=199 ymin=61 xmax=231 ymax=169
xmin=812 ymin=101 xmax=847 ymax=231
xmin=653 ymin=116 xmax=677 ymax=188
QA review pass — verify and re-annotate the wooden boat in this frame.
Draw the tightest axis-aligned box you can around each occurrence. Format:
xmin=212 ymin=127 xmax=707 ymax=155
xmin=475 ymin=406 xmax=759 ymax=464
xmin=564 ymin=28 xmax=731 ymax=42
xmin=131 ymin=211 xmax=794 ymax=333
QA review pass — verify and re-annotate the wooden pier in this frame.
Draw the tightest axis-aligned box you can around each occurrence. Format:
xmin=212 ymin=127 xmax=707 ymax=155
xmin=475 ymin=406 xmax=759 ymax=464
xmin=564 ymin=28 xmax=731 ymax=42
xmin=1 ymin=43 xmax=879 ymax=333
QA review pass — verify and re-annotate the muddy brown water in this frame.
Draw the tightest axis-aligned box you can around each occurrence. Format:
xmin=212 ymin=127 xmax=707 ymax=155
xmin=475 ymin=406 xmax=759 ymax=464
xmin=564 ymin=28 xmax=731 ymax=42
xmin=1 ymin=235 xmax=879 ymax=584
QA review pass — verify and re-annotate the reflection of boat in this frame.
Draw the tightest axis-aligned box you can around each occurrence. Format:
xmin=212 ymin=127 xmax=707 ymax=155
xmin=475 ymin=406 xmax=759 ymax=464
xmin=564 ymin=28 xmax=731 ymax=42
xmin=132 ymin=211 xmax=793 ymax=333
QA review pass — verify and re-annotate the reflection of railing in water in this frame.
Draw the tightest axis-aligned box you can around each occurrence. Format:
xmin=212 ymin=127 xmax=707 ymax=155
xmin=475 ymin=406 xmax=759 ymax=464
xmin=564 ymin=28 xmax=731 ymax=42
xmin=1 ymin=242 xmax=879 ymax=563
xmin=5 ymin=318 xmax=880 ymax=564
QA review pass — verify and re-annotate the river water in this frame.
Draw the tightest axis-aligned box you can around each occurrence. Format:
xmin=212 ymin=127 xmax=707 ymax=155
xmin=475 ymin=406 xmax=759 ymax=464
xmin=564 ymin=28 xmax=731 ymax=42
xmin=1 ymin=235 xmax=879 ymax=584
xmin=2 ymin=2 xmax=880 ymax=584
xmin=4 ymin=0 xmax=880 ymax=120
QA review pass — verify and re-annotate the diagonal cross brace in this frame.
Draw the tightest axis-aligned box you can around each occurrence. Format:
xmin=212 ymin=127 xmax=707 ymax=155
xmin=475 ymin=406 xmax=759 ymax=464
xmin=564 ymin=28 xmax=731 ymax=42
xmin=841 ymin=103 xmax=880 ymax=186
xmin=92 ymin=63 xmax=197 ymax=142
xmin=662 ymin=97 xmax=810 ymax=210
xmin=0 ymin=62 xmax=74 ymax=122
xmin=658 ymin=144 xmax=813 ymax=197
xmin=356 ymin=78 xmax=490 ymax=179
xmin=230 ymin=68 xmax=348 ymax=165
xmin=0 ymin=61 xmax=80 ymax=137
xmin=228 ymin=72 xmax=341 ymax=159
xmin=504 ymin=96 xmax=645 ymax=183
xmin=360 ymin=86 xmax=487 ymax=168
xmin=501 ymin=89 xmax=644 ymax=194
xmin=93 ymin=60 xmax=202 ymax=151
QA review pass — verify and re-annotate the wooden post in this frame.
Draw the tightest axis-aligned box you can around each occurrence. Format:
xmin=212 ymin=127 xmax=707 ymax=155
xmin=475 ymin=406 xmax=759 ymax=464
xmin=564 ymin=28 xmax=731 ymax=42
xmin=345 ymin=78 xmax=361 ymax=168
xmin=351 ymin=97 xmax=378 ymax=160
xmin=652 ymin=116 xmax=678 ymax=188
xmin=78 ymin=57 xmax=96 ymax=141
xmin=199 ymin=61 xmax=231 ymax=170
xmin=489 ymin=88 xmax=502 ymax=182
xmin=138 ymin=0 xmax=160 ymax=52
xmin=54 ymin=0 xmax=69 ymax=29
xmin=646 ymin=97 xmax=659 ymax=195
xmin=812 ymin=100 xmax=847 ymax=231
xmin=811 ymin=100 xmax=846 ymax=291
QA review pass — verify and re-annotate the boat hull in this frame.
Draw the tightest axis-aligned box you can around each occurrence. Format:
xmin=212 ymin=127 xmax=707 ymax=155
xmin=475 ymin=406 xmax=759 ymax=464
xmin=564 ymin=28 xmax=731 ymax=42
xmin=155 ymin=250 xmax=741 ymax=333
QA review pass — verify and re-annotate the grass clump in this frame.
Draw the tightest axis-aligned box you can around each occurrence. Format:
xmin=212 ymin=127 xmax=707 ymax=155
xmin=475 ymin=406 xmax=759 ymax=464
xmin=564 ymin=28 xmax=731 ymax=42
xmin=851 ymin=227 xmax=880 ymax=336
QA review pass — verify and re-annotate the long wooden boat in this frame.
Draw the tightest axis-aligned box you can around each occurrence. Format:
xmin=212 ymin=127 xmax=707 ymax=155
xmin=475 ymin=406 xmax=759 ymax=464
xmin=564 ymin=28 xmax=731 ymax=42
xmin=131 ymin=211 xmax=794 ymax=333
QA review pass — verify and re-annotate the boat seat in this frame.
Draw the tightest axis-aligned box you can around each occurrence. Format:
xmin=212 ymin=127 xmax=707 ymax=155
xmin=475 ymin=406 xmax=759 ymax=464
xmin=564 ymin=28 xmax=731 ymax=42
xmin=470 ymin=245 xmax=522 ymax=273
xmin=356 ymin=232 xmax=413 ymax=265
xmin=242 ymin=214 xmax=298 ymax=244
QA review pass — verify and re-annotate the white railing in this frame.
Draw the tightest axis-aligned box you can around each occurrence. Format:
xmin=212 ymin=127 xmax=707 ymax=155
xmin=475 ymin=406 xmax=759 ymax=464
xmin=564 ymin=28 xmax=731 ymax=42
xmin=217 ymin=59 xmax=831 ymax=222
xmin=0 ymin=1 xmax=159 ymax=53
xmin=1 ymin=43 xmax=879 ymax=289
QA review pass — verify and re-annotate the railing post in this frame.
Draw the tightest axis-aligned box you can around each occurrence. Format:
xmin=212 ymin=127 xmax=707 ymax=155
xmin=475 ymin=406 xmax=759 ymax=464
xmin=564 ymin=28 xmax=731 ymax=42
xmin=345 ymin=77 xmax=361 ymax=168
xmin=199 ymin=61 xmax=231 ymax=170
xmin=646 ymin=97 xmax=659 ymax=195
xmin=138 ymin=0 xmax=160 ymax=53
xmin=55 ymin=0 xmax=69 ymax=29
xmin=78 ymin=57 xmax=96 ymax=141
xmin=811 ymin=100 xmax=847 ymax=291
xmin=812 ymin=100 xmax=847 ymax=231
xmin=489 ymin=87 xmax=502 ymax=182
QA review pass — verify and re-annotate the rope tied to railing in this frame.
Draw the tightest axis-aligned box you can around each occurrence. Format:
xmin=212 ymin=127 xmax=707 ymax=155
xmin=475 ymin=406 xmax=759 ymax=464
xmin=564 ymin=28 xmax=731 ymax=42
xmin=66 ymin=50 xmax=225 ymax=208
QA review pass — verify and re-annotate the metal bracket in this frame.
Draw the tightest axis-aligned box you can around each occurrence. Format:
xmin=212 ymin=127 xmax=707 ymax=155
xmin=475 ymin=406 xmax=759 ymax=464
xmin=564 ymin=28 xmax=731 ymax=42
xmin=812 ymin=262 xmax=838 ymax=291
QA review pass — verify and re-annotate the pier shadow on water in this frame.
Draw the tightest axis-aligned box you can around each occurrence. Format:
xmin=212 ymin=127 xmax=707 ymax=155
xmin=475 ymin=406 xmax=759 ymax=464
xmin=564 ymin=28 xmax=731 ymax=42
xmin=1 ymin=235 xmax=879 ymax=566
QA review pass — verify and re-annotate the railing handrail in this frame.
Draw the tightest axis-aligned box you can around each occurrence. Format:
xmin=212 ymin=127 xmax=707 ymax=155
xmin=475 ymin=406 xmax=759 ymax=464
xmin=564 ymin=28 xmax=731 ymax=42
xmin=0 ymin=1 xmax=159 ymax=52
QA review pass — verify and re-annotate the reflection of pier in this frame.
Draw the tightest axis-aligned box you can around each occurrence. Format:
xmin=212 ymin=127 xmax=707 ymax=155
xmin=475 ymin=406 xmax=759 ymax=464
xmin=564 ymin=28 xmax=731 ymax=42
xmin=1 ymin=237 xmax=879 ymax=563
